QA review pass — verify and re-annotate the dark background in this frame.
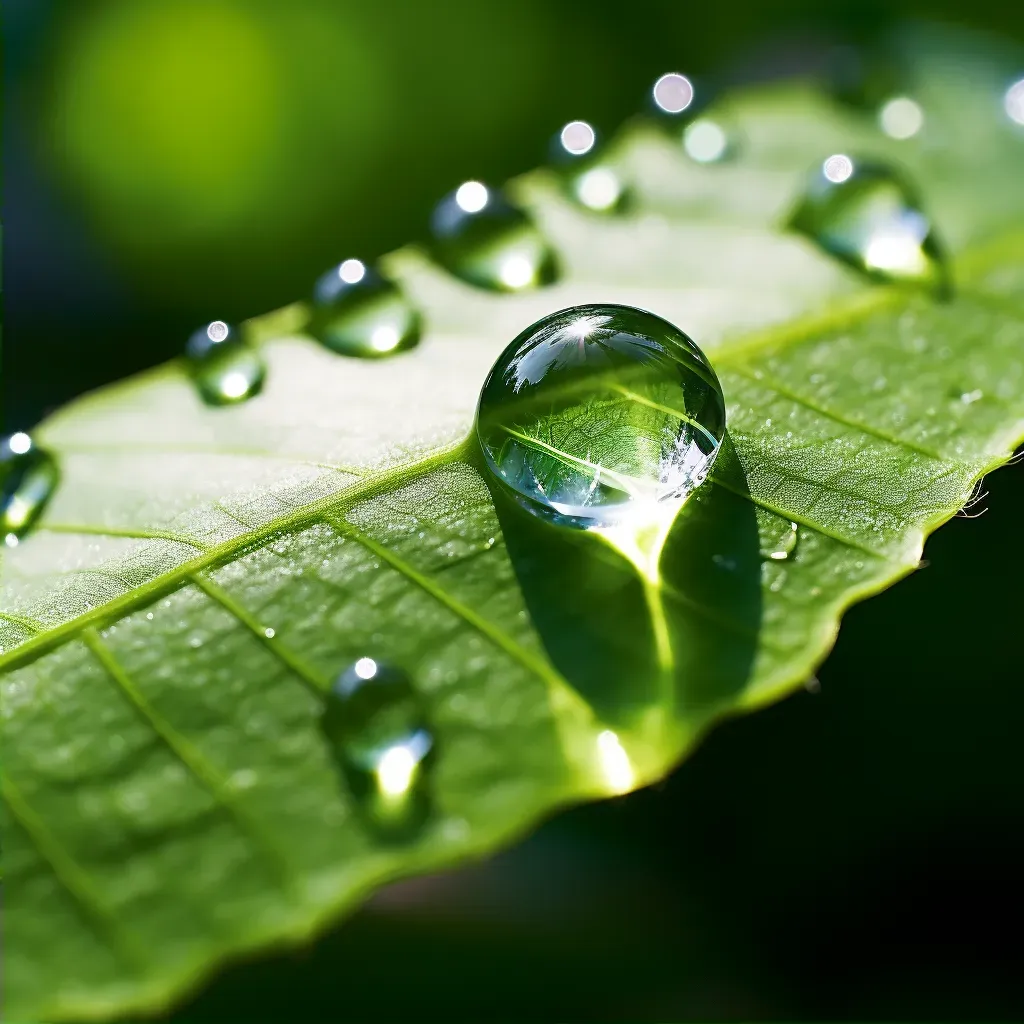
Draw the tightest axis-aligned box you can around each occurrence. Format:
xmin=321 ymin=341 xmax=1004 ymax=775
xmin=5 ymin=0 xmax=1023 ymax=1020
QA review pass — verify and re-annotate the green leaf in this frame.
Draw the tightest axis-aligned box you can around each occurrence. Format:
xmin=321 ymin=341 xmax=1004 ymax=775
xmin=3 ymin=27 xmax=1023 ymax=1022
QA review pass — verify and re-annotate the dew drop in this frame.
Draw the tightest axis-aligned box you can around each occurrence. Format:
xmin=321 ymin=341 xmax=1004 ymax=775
xmin=429 ymin=181 xmax=559 ymax=292
xmin=1 ymin=432 xmax=59 ymax=542
xmin=551 ymin=120 xmax=629 ymax=214
xmin=321 ymin=658 xmax=434 ymax=837
xmin=308 ymin=260 xmax=421 ymax=358
xmin=185 ymin=321 xmax=265 ymax=405
xmin=476 ymin=304 xmax=725 ymax=580
xmin=790 ymin=157 xmax=948 ymax=293
xmin=762 ymin=520 xmax=799 ymax=562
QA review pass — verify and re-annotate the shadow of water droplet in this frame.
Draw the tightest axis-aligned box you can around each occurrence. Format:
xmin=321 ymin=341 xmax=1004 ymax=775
xmin=478 ymin=433 xmax=762 ymax=733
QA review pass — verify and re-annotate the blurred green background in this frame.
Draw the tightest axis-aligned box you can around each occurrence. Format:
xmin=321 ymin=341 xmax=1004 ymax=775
xmin=5 ymin=0 xmax=1024 ymax=1019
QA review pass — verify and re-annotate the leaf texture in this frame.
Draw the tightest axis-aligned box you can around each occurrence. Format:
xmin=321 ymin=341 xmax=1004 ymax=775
xmin=3 ymin=27 xmax=1023 ymax=1022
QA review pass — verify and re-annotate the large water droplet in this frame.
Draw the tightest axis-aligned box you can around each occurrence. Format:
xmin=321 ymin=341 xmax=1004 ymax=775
xmin=1 ymin=432 xmax=59 ymax=545
xmin=429 ymin=181 xmax=559 ymax=292
xmin=551 ymin=120 xmax=629 ymax=214
xmin=321 ymin=658 xmax=434 ymax=836
xmin=185 ymin=320 xmax=265 ymax=405
xmin=790 ymin=156 xmax=948 ymax=292
xmin=476 ymin=305 xmax=725 ymax=578
xmin=308 ymin=259 xmax=421 ymax=358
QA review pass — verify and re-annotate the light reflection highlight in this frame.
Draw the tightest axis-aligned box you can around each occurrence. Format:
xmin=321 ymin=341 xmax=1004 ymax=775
xmin=377 ymin=745 xmax=418 ymax=797
xmin=653 ymin=72 xmax=693 ymax=114
xmin=597 ymin=730 xmax=635 ymax=794
xmin=219 ymin=371 xmax=250 ymax=399
xmin=684 ymin=119 xmax=728 ymax=162
xmin=338 ymin=258 xmax=366 ymax=284
xmin=5 ymin=533 xmax=19 ymax=548
xmin=560 ymin=120 xmax=596 ymax=155
xmin=499 ymin=255 xmax=534 ymax=289
xmin=455 ymin=180 xmax=489 ymax=214
xmin=8 ymin=433 xmax=32 ymax=456
xmin=575 ymin=167 xmax=621 ymax=211
xmin=206 ymin=320 xmax=229 ymax=343
xmin=823 ymin=154 xmax=854 ymax=183
xmin=879 ymin=96 xmax=924 ymax=139
xmin=370 ymin=325 xmax=400 ymax=352
xmin=354 ymin=656 xmax=378 ymax=680
xmin=1005 ymin=78 xmax=1024 ymax=125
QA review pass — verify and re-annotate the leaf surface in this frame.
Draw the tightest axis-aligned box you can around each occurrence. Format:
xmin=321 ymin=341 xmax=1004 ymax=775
xmin=3 ymin=28 xmax=1023 ymax=1022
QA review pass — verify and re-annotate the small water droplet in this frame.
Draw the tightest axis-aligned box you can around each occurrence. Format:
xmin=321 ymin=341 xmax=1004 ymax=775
xmin=185 ymin=321 xmax=265 ymax=405
xmin=476 ymin=304 xmax=725 ymax=534
xmin=960 ymin=388 xmax=983 ymax=405
xmin=683 ymin=118 xmax=732 ymax=163
xmin=551 ymin=120 xmax=629 ymax=213
xmin=321 ymin=658 xmax=434 ymax=836
xmin=879 ymin=96 xmax=924 ymax=139
xmin=762 ymin=520 xmax=799 ymax=562
xmin=429 ymin=181 xmax=559 ymax=292
xmin=308 ymin=260 xmax=421 ymax=358
xmin=146 ymin=612 xmax=154 ymax=620
xmin=790 ymin=157 xmax=948 ymax=293
xmin=1004 ymin=77 xmax=1024 ymax=126
xmin=1 ymin=432 xmax=59 ymax=542
xmin=263 ymin=627 xmax=276 ymax=638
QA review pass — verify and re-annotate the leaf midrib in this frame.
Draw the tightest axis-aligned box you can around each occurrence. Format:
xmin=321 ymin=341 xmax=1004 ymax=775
xmin=3 ymin=228 xmax=1018 ymax=675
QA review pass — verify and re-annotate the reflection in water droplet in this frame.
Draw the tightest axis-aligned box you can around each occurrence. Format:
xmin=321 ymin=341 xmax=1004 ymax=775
xmin=790 ymin=158 xmax=948 ymax=292
xmin=185 ymin=321 xmax=265 ymax=405
xmin=1005 ymin=78 xmax=1024 ymax=125
xmin=308 ymin=260 xmax=421 ymax=358
xmin=762 ymin=520 xmax=799 ymax=561
xmin=322 ymin=658 xmax=434 ymax=836
xmin=597 ymin=729 xmax=635 ymax=794
xmin=1 ymin=432 xmax=59 ymax=542
xmin=476 ymin=304 xmax=725 ymax=581
xmin=879 ymin=96 xmax=924 ymax=139
xmin=429 ymin=181 xmax=559 ymax=292
xmin=551 ymin=120 xmax=629 ymax=214
xmin=683 ymin=119 xmax=731 ymax=163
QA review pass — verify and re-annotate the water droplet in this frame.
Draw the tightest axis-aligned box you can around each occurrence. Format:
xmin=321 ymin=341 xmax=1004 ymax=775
xmin=1 ymin=432 xmax=59 ymax=542
xmin=960 ymin=388 xmax=983 ymax=405
xmin=762 ymin=520 xmax=799 ymax=561
xmin=185 ymin=321 xmax=265 ymax=405
xmin=321 ymin=658 xmax=434 ymax=836
xmin=1004 ymin=77 xmax=1024 ymax=126
xmin=476 ymin=304 xmax=725 ymax=579
xmin=790 ymin=157 xmax=948 ymax=292
xmin=429 ymin=181 xmax=559 ymax=291
xmin=263 ymin=627 xmax=276 ymax=638
xmin=879 ymin=96 xmax=924 ymax=139
xmin=683 ymin=118 xmax=732 ymax=163
xmin=551 ymin=120 xmax=629 ymax=213
xmin=308 ymin=260 xmax=421 ymax=358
